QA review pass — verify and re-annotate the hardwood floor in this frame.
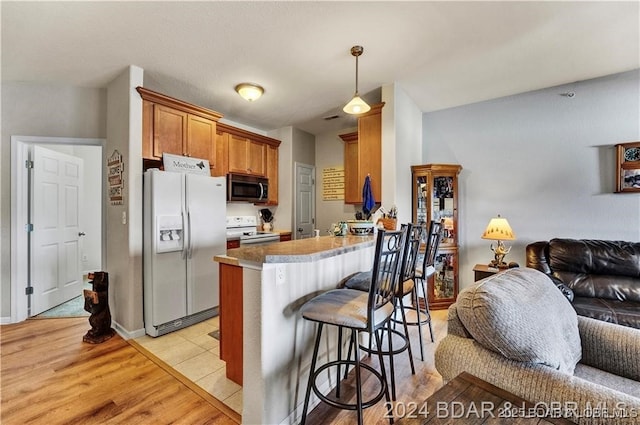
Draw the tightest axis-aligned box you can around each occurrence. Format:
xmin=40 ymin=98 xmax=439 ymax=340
xmin=0 ymin=317 xmax=239 ymax=425
xmin=1 ymin=310 xmax=448 ymax=425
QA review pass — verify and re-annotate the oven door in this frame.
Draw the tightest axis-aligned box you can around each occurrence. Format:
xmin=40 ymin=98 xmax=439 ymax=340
xmin=240 ymin=234 xmax=280 ymax=246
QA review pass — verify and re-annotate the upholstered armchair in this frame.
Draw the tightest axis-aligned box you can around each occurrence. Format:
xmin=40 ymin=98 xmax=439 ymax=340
xmin=435 ymin=268 xmax=640 ymax=425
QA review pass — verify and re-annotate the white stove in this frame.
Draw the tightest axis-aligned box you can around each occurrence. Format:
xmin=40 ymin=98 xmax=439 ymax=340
xmin=226 ymin=216 xmax=280 ymax=246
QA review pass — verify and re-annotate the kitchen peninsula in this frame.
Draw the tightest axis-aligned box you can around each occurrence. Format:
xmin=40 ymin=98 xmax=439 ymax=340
xmin=214 ymin=235 xmax=376 ymax=424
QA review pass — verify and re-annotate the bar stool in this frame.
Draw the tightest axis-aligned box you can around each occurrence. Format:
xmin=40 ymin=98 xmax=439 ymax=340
xmin=299 ymin=229 xmax=406 ymax=425
xmin=405 ymin=220 xmax=443 ymax=360
xmin=342 ymin=222 xmax=423 ymax=400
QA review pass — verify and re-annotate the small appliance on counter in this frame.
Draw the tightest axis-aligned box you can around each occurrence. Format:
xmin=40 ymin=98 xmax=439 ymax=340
xmin=226 ymin=215 xmax=280 ymax=246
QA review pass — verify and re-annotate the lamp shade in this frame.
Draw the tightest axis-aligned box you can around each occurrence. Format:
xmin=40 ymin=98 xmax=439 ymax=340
xmin=235 ymin=83 xmax=264 ymax=102
xmin=481 ymin=216 xmax=516 ymax=240
xmin=343 ymin=95 xmax=371 ymax=114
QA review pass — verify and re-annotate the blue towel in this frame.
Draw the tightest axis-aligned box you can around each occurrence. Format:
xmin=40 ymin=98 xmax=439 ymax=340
xmin=362 ymin=175 xmax=375 ymax=215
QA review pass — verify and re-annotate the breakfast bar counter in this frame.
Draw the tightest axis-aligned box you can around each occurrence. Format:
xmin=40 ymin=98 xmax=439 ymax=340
xmin=213 ymin=235 xmax=376 ymax=424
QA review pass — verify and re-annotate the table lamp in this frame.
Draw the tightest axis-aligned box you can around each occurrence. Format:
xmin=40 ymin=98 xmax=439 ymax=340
xmin=481 ymin=215 xmax=516 ymax=268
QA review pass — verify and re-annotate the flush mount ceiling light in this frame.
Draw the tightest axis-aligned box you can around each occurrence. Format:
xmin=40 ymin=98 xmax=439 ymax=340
xmin=235 ymin=83 xmax=264 ymax=102
xmin=343 ymin=45 xmax=371 ymax=115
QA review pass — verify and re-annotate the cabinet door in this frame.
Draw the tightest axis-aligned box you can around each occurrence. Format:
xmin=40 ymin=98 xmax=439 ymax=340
xmin=187 ymin=114 xmax=214 ymax=161
xmin=266 ymin=144 xmax=278 ymax=205
xmin=343 ymin=139 xmax=360 ymax=204
xmin=357 ymin=106 xmax=382 ymax=202
xmin=429 ymin=174 xmax=457 ymax=247
xmin=154 ymin=104 xmax=187 ymax=157
xmin=428 ymin=247 xmax=459 ymax=310
xmin=228 ymin=134 xmax=266 ymax=176
xmin=227 ymin=134 xmax=249 ymax=173
xmin=247 ymin=140 xmax=266 ymax=176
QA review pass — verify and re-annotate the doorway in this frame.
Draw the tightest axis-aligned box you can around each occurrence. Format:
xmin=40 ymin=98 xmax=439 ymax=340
xmin=10 ymin=136 xmax=105 ymax=323
xmin=294 ymin=162 xmax=316 ymax=239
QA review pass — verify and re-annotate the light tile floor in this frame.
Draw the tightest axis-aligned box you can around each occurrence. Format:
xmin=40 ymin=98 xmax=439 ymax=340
xmin=134 ymin=316 xmax=243 ymax=414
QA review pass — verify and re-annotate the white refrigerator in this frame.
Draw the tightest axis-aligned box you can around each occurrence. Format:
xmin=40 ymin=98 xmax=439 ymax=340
xmin=143 ymin=169 xmax=226 ymax=337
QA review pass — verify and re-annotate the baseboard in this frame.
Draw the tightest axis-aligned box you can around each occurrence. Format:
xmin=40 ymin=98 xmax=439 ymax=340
xmin=113 ymin=320 xmax=146 ymax=340
xmin=0 ymin=316 xmax=13 ymax=325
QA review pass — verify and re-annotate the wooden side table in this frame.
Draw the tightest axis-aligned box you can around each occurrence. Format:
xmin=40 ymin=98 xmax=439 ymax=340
xmin=416 ymin=372 xmax=576 ymax=424
xmin=473 ymin=264 xmax=502 ymax=281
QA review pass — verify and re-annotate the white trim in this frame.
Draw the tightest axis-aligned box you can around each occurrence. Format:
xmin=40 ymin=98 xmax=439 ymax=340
xmin=113 ymin=321 xmax=146 ymax=340
xmin=10 ymin=136 xmax=105 ymax=324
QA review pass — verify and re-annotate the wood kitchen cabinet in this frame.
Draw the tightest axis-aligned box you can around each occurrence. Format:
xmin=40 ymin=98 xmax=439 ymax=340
xmin=227 ymin=133 xmax=266 ymax=176
xmin=217 ymin=122 xmax=281 ymax=204
xmin=339 ymin=131 xmax=359 ymax=204
xmin=411 ymin=163 xmax=462 ymax=309
xmin=340 ymin=103 xmax=385 ymax=205
xmin=266 ymin=144 xmax=278 ymax=205
xmin=137 ymin=87 xmax=224 ymax=175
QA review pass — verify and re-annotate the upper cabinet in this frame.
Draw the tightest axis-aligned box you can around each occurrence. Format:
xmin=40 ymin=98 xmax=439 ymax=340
xmin=138 ymin=87 xmax=225 ymax=175
xmin=217 ymin=122 xmax=281 ymax=205
xmin=137 ymin=87 xmax=281 ymax=204
xmin=340 ymin=103 xmax=385 ymax=204
xmin=226 ymin=133 xmax=266 ymax=176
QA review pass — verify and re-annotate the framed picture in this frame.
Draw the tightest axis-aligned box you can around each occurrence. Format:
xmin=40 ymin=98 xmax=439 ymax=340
xmin=616 ymin=141 xmax=640 ymax=193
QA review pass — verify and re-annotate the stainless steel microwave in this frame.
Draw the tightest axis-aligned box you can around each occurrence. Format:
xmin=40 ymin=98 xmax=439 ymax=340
xmin=227 ymin=173 xmax=268 ymax=202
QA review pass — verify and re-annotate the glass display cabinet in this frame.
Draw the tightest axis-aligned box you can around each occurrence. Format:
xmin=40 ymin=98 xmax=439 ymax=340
xmin=411 ymin=164 xmax=462 ymax=309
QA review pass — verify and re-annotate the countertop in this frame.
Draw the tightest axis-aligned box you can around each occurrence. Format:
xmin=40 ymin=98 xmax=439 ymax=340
xmin=215 ymin=234 xmax=375 ymax=265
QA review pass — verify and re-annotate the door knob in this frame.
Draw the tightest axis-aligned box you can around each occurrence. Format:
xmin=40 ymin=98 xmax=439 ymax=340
xmin=297 ymin=227 xmax=303 ymax=232
xmin=78 ymin=232 xmax=86 ymax=237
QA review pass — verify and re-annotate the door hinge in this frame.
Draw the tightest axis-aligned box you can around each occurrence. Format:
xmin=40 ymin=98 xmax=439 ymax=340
xmin=25 ymin=160 xmax=34 ymax=169
xmin=25 ymin=287 xmax=34 ymax=295
xmin=25 ymin=223 xmax=34 ymax=232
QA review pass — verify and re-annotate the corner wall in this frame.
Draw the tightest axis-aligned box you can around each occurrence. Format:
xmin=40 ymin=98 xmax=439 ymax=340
xmin=423 ymin=69 xmax=640 ymax=290
xmin=105 ymin=65 xmax=144 ymax=336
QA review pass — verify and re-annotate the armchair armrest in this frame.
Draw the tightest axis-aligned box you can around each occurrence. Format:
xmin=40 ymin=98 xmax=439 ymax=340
xmin=578 ymin=316 xmax=640 ymax=381
xmin=435 ymin=334 xmax=640 ymax=425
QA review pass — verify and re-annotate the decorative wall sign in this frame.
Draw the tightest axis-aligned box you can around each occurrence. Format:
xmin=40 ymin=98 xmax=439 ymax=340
xmin=108 ymin=150 xmax=124 ymax=205
xmin=322 ymin=166 xmax=344 ymax=200
xmin=615 ymin=141 xmax=640 ymax=193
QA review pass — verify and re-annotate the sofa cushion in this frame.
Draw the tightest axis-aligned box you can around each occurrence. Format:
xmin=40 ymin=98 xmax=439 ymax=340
xmin=548 ymin=239 xmax=640 ymax=277
xmin=456 ymin=267 xmax=582 ymax=374
xmin=573 ymin=296 xmax=640 ymax=329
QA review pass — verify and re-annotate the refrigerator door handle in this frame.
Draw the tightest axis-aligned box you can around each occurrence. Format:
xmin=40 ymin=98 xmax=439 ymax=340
xmin=181 ymin=212 xmax=188 ymax=260
xmin=187 ymin=210 xmax=193 ymax=259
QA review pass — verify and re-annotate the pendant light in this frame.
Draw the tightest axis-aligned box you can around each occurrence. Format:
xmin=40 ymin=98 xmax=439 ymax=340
xmin=343 ymin=45 xmax=371 ymax=115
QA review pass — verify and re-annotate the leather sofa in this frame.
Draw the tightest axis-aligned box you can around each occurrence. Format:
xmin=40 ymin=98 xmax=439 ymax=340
xmin=526 ymin=238 xmax=640 ymax=329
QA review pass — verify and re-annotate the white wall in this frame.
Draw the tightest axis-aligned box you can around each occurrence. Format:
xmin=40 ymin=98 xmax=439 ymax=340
xmin=1 ymin=82 xmax=106 ymax=319
xmin=382 ymin=83 xmax=423 ymax=225
xmin=423 ymin=69 xmax=640 ymax=291
xmin=314 ymin=127 xmax=360 ymax=235
xmin=105 ymin=65 xmax=144 ymax=336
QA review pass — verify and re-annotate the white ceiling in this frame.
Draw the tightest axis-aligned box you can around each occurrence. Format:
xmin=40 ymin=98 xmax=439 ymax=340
xmin=2 ymin=1 xmax=638 ymax=135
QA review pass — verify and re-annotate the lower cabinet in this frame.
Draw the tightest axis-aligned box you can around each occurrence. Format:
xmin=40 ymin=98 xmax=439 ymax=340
xmin=279 ymin=233 xmax=292 ymax=242
xmin=226 ymin=239 xmax=240 ymax=250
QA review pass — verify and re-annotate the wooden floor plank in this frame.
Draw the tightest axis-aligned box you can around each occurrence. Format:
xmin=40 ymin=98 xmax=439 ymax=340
xmin=1 ymin=317 xmax=238 ymax=425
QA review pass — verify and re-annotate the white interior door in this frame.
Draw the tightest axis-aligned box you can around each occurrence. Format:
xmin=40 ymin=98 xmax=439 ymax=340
xmin=31 ymin=146 xmax=84 ymax=315
xmin=295 ymin=163 xmax=315 ymax=239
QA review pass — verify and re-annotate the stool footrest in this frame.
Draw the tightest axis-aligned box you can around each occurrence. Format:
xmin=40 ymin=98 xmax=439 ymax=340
xmin=311 ymin=360 xmax=387 ymax=411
